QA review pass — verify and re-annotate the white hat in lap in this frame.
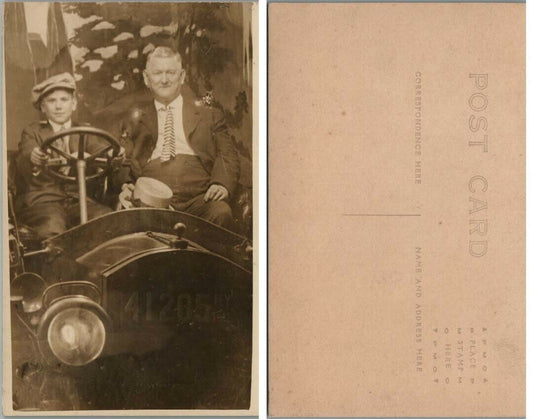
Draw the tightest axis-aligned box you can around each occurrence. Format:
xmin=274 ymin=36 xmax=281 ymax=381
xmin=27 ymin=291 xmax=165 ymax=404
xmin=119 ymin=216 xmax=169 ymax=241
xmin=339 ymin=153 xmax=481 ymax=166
xmin=119 ymin=177 xmax=173 ymax=209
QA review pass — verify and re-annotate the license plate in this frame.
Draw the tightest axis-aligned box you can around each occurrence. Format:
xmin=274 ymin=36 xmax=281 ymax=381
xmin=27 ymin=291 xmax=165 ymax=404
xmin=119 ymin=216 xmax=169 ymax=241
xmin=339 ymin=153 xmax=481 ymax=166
xmin=118 ymin=291 xmax=233 ymax=326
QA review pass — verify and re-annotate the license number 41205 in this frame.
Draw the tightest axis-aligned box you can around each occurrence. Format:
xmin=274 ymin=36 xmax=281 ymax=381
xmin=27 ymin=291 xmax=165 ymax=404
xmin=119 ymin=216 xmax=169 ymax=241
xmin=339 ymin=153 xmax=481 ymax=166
xmin=121 ymin=291 xmax=229 ymax=324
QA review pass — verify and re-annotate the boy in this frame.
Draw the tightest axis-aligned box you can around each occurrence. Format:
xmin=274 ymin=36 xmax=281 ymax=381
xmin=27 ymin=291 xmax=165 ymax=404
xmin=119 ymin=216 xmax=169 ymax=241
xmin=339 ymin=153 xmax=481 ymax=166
xmin=15 ymin=73 xmax=114 ymax=239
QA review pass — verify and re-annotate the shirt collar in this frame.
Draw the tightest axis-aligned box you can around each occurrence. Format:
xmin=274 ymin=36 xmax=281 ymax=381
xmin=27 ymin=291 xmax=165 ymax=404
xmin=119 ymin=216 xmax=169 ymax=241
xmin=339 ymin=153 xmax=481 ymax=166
xmin=155 ymin=95 xmax=182 ymax=111
xmin=49 ymin=119 xmax=72 ymax=133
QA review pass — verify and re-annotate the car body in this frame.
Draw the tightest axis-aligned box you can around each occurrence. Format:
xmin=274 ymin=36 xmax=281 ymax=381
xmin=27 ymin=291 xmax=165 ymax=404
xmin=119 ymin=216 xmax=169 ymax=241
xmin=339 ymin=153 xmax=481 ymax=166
xmin=9 ymin=167 xmax=253 ymax=411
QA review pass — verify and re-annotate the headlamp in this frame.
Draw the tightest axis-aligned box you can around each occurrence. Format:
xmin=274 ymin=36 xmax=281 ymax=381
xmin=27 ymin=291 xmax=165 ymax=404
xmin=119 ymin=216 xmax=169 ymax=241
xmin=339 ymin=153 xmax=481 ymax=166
xmin=38 ymin=296 xmax=110 ymax=366
xmin=47 ymin=307 xmax=105 ymax=366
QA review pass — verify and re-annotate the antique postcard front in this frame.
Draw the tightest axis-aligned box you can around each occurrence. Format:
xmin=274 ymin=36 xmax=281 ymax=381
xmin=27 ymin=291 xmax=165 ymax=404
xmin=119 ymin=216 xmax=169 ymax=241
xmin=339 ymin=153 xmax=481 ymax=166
xmin=269 ymin=3 xmax=524 ymax=417
xmin=3 ymin=2 xmax=257 ymax=415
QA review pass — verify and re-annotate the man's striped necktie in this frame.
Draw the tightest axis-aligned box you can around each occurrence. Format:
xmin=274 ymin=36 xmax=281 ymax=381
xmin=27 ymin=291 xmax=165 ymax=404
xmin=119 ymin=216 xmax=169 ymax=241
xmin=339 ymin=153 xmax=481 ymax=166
xmin=161 ymin=106 xmax=176 ymax=162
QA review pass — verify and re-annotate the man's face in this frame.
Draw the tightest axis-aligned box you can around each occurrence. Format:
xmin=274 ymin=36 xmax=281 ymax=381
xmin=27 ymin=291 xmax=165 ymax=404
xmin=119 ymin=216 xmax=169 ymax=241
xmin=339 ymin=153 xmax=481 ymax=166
xmin=143 ymin=56 xmax=186 ymax=104
xmin=40 ymin=89 xmax=77 ymax=125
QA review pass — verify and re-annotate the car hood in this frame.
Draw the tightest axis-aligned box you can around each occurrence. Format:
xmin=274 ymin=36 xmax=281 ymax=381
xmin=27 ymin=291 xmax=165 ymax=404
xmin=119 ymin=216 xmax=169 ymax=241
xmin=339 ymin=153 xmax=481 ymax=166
xmin=44 ymin=208 xmax=252 ymax=273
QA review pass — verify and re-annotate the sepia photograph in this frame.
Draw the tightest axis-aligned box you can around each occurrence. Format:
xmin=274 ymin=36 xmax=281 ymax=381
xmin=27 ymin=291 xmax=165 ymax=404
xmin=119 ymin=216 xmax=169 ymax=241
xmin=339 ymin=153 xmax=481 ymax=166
xmin=3 ymin=1 xmax=256 ymax=414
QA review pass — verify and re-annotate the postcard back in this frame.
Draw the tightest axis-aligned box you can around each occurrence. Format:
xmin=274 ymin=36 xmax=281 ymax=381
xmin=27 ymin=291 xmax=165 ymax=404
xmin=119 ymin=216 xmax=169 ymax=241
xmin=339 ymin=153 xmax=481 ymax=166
xmin=269 ymin=3 xmax=525 ymax=416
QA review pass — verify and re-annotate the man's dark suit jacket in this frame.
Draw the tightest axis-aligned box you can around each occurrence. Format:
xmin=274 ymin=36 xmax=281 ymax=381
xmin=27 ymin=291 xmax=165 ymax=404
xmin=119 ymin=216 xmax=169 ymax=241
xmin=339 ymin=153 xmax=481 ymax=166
xmin=121 ymin=85 xmax=240 ymax=198
xmin=15 ymin=120 xmax=106 ymax=209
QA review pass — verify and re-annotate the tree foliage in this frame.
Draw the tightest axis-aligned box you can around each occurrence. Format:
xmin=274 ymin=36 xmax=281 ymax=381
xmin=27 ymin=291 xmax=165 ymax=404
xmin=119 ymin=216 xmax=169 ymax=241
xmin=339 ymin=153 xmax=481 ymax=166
xmin=64 ymin=3 xmax=235 ymax=112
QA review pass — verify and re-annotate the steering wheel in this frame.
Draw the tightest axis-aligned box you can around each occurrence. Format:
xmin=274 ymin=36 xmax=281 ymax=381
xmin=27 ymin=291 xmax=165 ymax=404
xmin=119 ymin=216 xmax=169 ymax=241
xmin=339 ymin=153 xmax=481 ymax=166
xmin=40 ymin=126 xmax=121 ymax=224
xmin=41 ymin=126 xmax=121 ymax=182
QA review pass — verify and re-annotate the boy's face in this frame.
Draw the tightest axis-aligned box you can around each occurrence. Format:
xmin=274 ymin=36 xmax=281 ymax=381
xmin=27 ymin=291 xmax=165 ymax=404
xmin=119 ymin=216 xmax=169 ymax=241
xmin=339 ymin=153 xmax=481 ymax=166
xmin=40 ymin=88 xmax=77 ymax=125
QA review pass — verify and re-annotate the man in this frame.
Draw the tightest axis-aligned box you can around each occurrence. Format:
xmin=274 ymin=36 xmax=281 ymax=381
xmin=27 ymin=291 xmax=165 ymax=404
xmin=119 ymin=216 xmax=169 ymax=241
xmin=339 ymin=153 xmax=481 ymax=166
xmin=121 ymin=46 xmax=239 ymax=228
xmin=15 ymin=72 xmax=115 ymax=239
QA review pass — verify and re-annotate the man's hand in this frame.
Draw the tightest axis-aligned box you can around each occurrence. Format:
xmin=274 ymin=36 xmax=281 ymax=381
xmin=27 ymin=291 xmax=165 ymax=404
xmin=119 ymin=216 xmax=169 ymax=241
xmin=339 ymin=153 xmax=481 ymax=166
xmin=204 ymin=184 xmax=228 ymax=202
xmin=30 ymin=147 xmax=48 ymax=166
xmin=121 ymin=182 xmax=135 ymax=192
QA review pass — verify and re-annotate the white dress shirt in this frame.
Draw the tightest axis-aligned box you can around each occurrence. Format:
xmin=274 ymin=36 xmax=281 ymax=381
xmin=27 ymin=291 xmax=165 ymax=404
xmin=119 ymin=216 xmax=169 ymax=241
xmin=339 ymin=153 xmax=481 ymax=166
xmin=150 ymin=95 xmax=196 ymax=162
xmin=49 ymin=119 xmax=72 ymax=154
